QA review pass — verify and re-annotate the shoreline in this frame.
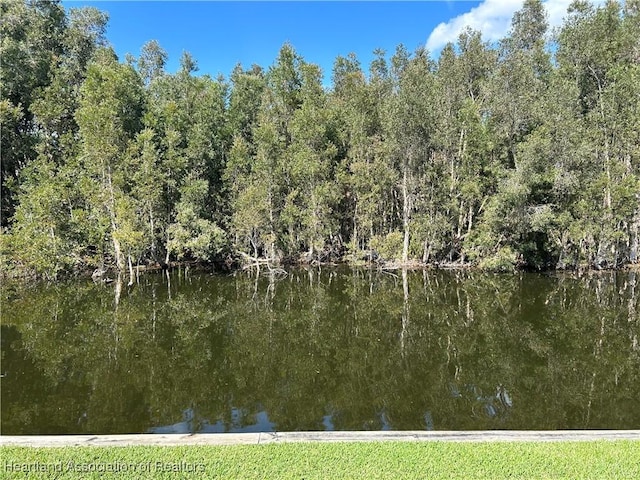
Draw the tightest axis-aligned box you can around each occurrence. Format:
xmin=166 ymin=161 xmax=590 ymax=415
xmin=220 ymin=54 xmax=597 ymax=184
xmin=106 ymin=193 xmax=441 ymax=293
xmin=2 ymin=258 xmax=639 ymax=283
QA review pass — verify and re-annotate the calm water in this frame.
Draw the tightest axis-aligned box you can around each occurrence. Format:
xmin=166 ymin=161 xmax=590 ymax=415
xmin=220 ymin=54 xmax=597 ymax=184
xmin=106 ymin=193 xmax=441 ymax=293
xmin=1 ymin=268 xmax=638 ymax=434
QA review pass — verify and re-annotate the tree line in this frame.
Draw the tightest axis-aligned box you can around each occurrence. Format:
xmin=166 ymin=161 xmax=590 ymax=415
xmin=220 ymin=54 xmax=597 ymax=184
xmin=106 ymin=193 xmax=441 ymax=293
xmin=1 ymin=0 xmax=639 ymax=279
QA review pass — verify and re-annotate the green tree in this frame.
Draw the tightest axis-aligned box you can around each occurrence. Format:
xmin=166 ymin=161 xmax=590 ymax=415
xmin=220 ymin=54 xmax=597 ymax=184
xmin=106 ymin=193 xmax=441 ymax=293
xmin=225 ymin=65 xmax=267 ymax=259
xmin=137 ymin=39 xmax=167 ymax=86
xmin=167 ymin=176 xmax=226 ymax=262
xmin=229 ymin=43 xmax=304 ymax=263
xmin=75 ymin=48 xmax=145 ymax=273
xmin=471 ymin=0 xmax=553 ymax=269
xmin=227 ymin=63 xmax=265 ymax=147
xmin=553 ymin=0 xmax=640 ymax=267
xmin=0 ymin=0 xmax=67 ymax=224
xmin=434 ymin=30 xmax=497 ymax=265
xmin=286 ymin=62 xmax=340 ymax=259
xmin=2 ymin=2 xmax=110 ymax=277
xmin=2 ymin=0 xmax=640 ymax=277
xmin=144 ymin=51 xmax=230 ymax=265
xmin=385 ymin=46 xmax=438 ymax=263
xmin=331 ymin=51 xmax=396 ymax=259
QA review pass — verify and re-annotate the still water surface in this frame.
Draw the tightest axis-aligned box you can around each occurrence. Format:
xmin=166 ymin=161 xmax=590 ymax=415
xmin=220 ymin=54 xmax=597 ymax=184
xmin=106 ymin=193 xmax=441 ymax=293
xmin=2 ymin=268 xmax=639 ymax=434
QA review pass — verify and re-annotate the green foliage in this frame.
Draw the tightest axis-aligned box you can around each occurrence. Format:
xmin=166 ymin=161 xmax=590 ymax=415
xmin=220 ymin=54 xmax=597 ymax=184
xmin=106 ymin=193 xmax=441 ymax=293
xmin=2 ymin=0 xmax=639 ymax=277
xmin=0 ymin=0 xmax=68 ymax=224
xmin=167 ymin=179 xmax=226 ymax=262
xmin=477 ymin=246 xmax=518 ymax=272
xmin=5 ymin=161 xmax=76 ymax=278
xmin=370 ymin=231 xmax=404 ymax=261
xmin=136 ymin=40 xmax=167 ymax=85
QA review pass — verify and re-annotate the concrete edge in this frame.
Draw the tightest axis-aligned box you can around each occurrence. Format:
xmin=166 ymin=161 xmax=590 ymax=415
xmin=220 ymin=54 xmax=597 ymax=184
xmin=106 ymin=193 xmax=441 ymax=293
xmin=2 ymin=431 xmax=640 ymax=447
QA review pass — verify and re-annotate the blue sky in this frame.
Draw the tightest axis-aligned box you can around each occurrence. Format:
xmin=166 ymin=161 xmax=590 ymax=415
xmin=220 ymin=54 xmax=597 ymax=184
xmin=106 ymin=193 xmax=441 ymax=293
xmin=60 ymin=1 xmax=604 ymax=84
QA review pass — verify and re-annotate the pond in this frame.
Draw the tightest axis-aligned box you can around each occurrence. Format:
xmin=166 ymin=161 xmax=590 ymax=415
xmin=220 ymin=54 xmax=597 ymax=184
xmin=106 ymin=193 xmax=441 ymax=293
xmin=1 ymin=267 xmax=638 ymax=434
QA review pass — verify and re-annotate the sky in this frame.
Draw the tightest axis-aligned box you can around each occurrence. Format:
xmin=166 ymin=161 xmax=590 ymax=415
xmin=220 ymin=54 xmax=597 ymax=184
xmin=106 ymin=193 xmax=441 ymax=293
xmin=60 ymin=1 xmax=606 ymax=85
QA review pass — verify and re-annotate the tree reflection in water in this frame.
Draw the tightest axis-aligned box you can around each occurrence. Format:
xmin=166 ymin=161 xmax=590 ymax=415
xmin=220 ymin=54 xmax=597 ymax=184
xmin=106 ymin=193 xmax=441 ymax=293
xmin=1 ymin=268 xmax=638 ymax=434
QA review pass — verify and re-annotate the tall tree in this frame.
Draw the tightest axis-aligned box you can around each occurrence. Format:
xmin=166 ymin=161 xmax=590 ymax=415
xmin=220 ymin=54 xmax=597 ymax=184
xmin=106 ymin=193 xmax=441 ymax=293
xmin=472 ymin=0 xmax=554 ymax=269
xmin=0 ymin=0 xmax=67 ymax=224
xmin=553 ymin=0 xmax=640 ymax=267
xmin=137 ymin=39 xmax=167 ymax=86
xmin=75 ymin=48 xmax=145 ymax=273
xmin=225 ymin=64 xmax=267 ymax=258
xmin=3 ymin=2 xmax=110 ymax=277
xmin=386 ymin=46 xmax=438 ymax=263
xmin=143 ymin=51 xmax=230 ymax=264
xmin=434 ymin=30 xmax=497 ymax=264
xmin=332 ymin=51 xmax=396 ymax=258
xmin=230 ymin=43 xmax=304 ymax=262
xmin=286 ymin=62 xmax=340 ymax=259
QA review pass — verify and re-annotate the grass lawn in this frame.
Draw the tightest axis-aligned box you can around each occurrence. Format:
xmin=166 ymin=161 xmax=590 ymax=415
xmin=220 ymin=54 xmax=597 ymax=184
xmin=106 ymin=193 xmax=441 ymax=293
xmin=2 ymin=441 xmax=639 ymax=479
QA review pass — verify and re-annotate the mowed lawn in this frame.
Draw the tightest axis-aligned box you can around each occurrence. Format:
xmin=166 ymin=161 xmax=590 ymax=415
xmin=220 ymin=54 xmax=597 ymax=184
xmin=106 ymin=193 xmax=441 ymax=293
xmin=2 ymin=441 xmax=639 ymax=479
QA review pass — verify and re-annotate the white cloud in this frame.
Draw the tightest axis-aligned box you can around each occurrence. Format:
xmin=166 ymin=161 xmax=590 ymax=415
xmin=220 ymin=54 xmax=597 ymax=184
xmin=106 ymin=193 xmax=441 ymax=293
xmin=426 ymin=0 xmax=607 ymax=53
xmin=545 ymin=0 xmax=575 ymax=30
xmin=426 ymin=0 xmax=521 ymax=52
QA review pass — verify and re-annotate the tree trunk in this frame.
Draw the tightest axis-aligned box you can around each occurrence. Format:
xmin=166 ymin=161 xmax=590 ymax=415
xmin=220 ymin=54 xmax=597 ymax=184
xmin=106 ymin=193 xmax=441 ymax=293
xmin=630 ymin=194 xmax=640 ymax=263
xmin=402 ymin=157 xmax=410 ymax=264
xmin=268 ymin=187 xmax=276 ymax=262
xmin=311 ymin=190 xmax=318 ymax=257
xmin=457 ymin=200 xmax=465 ymax=240
xmin=591 ymin=66 xmax=612 ymax=211
xmin=110 ymin=230 xmax=124 ymax=271
xmin=352 ymin=201 xmax=358 ymax=254
xmin=106 ymin=166 xmax=125 ymax=271
xmin=114 ymin=274 xmax=122 ymax=307
xmin=128 ymin=254 xmax=135 ymax=286
xmin=423 ymin=240 xmax=431 ymax=264
xmin=149 ymin=207 xmax=156 ymax=257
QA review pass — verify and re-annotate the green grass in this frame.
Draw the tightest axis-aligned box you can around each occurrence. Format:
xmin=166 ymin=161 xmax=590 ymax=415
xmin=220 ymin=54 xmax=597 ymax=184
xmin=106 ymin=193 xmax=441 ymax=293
xmin=2 ymin=441 xmax=639 ymax=479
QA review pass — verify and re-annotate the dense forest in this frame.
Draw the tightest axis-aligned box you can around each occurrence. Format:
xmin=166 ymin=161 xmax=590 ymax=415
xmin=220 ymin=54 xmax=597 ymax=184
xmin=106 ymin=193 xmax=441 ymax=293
xmin=1 ymin=0 xmax=639 ymax=280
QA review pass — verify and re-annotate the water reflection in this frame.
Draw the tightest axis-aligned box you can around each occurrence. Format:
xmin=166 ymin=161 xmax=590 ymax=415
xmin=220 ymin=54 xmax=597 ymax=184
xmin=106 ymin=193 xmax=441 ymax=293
xmin=1 ymin=268 xmax=638 ymax=434
xmin=148 ymin=408 xmax=276 ymax=434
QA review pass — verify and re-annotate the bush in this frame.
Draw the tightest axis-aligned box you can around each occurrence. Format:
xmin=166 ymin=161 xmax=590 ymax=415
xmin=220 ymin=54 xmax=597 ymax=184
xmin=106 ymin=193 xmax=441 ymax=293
xmin=369 ymin=231 xmax=404 ymax=261
xmin=477 ymin=246 xmax=517 ymax=272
